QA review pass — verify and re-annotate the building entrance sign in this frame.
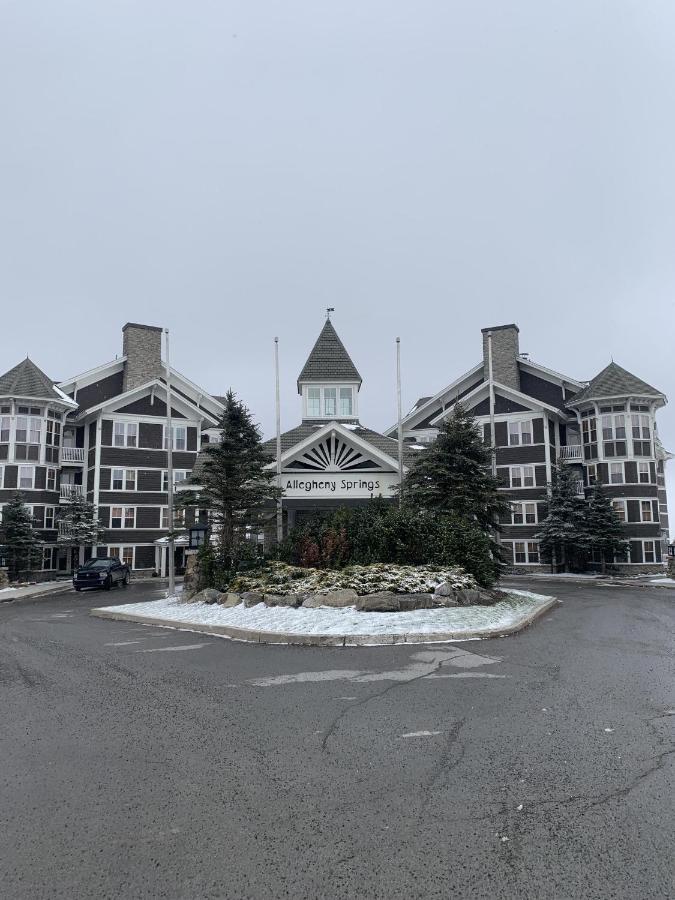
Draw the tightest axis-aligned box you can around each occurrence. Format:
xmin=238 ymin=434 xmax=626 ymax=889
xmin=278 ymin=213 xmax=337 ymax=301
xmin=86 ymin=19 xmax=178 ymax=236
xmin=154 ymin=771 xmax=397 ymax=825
xmin=282 ymin=472 xmax=399 ymax=499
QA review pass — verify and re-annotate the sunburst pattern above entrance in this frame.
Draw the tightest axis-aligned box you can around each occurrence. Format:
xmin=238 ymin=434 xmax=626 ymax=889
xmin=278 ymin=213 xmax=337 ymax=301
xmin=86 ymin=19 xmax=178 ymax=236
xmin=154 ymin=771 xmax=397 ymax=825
xmin=286 ymin=434 xmax=380 ymax=472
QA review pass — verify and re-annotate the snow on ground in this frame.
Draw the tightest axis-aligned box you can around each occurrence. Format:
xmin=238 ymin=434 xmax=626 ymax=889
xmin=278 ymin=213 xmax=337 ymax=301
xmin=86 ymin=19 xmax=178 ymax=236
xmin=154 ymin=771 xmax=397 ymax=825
xmin=0 ymin=587 xmax=17 ymax=594
xmin=99 ymin=590 xmax=554 ymax=638
xmin=650 ymin=577 xmax=675 ymax=584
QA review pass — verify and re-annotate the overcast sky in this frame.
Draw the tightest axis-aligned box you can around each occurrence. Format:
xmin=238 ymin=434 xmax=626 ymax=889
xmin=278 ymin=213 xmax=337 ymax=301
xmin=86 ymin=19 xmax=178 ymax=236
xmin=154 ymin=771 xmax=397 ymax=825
xmin=1 ymin=2 xmax=673 ymax=531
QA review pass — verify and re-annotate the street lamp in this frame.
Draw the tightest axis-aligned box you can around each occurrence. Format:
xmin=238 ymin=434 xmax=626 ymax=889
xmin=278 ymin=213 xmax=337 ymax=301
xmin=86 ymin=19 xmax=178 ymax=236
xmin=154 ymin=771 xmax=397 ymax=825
xmin=189 ymin=523 xmax=208 ymax=550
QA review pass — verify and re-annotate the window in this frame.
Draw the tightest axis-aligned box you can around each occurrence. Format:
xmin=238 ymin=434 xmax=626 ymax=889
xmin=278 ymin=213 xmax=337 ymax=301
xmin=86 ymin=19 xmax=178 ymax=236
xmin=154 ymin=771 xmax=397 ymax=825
xmin=45 ymin=507 xmax=55 ymax=529
xmin=640 ymin=501 xmax=653 ymax=523
xmin=510 ymin=466 xmax=535 ymax=488
xmin=46 ymin=419 xmax=61 ymax=447
xmin=111 ymin=507 xmax=135 ymax=528
xmin=611 ymin=500 xmax=626 ymax=522
xmin=587 ymin=464 xmax=597 ymax=486
xmin=632 ymin=414 xmax=651 ymax=440
xmin=15 ymin=417 xmax=41 ymax=444
xmin=42 ymin=547 xmax=57 ymax=571
xmin=508 ymin=421 xmax=532 ymax=446
xmin=112 ymin=469 xmax=136 ymax=491
xmin=164 ymin=425 xmax=186 ymax=451
xmin=638 ymin=462 xmax=650 ymax=484
xmin=0 ymin=466 xmax=3 ymax=489
xmin=0 ymin=417 xmax=9 ymax=442
xmin=114 ymin=422 xmax=137 ymax=447
xmin=339 ymin=388 xmax=353 ymax=416
xmin=609 ymin=463 xmax=624 ymax=484
xmin=602 ymin=415 xmax=626 ymax=440
xmin=46 ymin=468 xmax=57 ymax=491
xmin=307 ymin=387 xmax=321 ymax=417
xmin=324 ymin=388 xmax=337 ymax=417
xmin=161 ymin=507 xmax=170 ymax=529
xmin=513 ymin=541 xmax=540 ymax=564
xmin=162 ymin=470 xmax=190 ymax=491
xmin=512 ymin=502 xmax=537 ymax=525
xmin=161 ymin=507 xmax=185 ymax=529
xmin=644 ymin=541 xmax=656 ymax=563
xmin=19 ymin=466 xmax=34 ymax=489
xmin=582 ymin=417 xmax=597 ymax=444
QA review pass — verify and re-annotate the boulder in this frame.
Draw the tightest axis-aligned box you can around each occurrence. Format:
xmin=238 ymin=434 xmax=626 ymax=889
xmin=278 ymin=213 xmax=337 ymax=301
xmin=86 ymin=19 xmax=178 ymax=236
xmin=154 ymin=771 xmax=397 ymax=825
xmin=241 ymin=591 xmax=264 ymax=608
xmin=434 ymin=581 xmax=457 ymax=598
xmin=264 ymin=593 xmax=302 ymax=608
xmin=456 ymin=589 xmax=486 ymax=607
xmin=398 ymin=593 xmax=434 ymax=611
xmin=302 ymin=588 xmax=358 ymax=609
xmin=356 ymin=592 xmax=401 ymax=612
xmin=191 ymin=588 xmax=223 ymax=605
xmin=432 ymin=594 xmax=459 ymax=608
xmin=220 ymin=592 xmax=241 ymax=608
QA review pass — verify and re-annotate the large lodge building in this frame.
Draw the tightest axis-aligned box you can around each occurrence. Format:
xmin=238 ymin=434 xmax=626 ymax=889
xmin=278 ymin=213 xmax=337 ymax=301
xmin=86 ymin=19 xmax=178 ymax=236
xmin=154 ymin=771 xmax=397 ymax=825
xmin=0 ymin=318 xmax=671 ymax=575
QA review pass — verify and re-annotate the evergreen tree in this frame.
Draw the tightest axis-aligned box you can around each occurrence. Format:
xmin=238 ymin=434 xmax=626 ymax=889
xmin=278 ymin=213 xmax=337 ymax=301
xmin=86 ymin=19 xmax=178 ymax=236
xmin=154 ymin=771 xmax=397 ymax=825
xmin=57 ymin=495 xmax=105 ymax=569
xmin=536 ymin=465 xmax=589 ymax=571
xmin=401 ymin=403 xmax=510 ymax=530
xmin=0 ymin=493 xmax=43 ymax=580
xmin=186 ymin=390 xmax=282 ymax=577
xmin=585 ymin=481 xmax=629 ymax=573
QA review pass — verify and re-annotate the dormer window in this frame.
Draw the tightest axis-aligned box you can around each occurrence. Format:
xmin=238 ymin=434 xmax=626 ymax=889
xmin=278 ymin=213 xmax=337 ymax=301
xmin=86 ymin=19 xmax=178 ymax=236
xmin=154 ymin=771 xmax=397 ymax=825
xmin=307 ymin=387 xmax=321 ymax=417
xmin=340 ymin=388 xmax=353 ymax=416
xmin=324 ymin=388 xmax=337 ymax=416
xmin=302 ymin=384 xmax=357 ymax=420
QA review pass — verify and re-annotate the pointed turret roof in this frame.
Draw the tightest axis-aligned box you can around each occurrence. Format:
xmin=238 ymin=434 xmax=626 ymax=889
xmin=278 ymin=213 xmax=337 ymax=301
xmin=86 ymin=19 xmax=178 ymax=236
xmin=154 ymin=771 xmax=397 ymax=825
xmin=567 ymin=362 xmax=665 ymax=406
xmin=297 ymin=320 xmax=362 ymax=392
xmin=0 ymin=357 xmax=69 ymax=403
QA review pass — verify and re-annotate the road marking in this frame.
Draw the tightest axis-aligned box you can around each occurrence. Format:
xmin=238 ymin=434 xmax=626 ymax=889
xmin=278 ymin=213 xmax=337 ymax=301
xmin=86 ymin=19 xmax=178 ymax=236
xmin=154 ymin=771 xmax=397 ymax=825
xmin=137 ymin=643 xmax=207 ymax=653
xmin=105 ymin=640 xmax=144 ymax=647
xmin=426 ymin=673 xmax=508 ymax=679
xmin=400 ymin=730 xmax=442 ymax=738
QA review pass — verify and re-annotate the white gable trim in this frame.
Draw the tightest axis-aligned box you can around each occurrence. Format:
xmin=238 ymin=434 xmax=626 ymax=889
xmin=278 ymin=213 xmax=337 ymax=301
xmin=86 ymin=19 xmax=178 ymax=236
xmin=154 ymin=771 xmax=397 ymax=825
xmin=267 ymin=421 xmax=404 ymax=473
xmin=428 ymin=380 xmax=563 ymax=426
xmin=75 ymin=380 xmax=219 ymax=425
xmin=385 ymin=362 xmax=484 ymax=436
xmin=518 ymin=358 xmax=585 ymax=391
xmin=58 ymin=358 xmax=126 ymax=393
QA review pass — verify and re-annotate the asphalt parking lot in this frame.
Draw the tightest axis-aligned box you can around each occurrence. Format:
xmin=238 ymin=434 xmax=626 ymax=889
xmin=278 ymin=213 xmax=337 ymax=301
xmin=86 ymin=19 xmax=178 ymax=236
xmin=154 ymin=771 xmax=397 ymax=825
xmin=1 ymin=579 xmax=673 ymax=899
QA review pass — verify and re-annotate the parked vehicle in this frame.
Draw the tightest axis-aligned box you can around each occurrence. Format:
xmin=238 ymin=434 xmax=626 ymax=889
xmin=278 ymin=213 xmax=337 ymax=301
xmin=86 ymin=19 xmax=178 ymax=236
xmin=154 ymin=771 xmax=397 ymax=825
xmin=73 ymin=557 xmax=130 ymax=591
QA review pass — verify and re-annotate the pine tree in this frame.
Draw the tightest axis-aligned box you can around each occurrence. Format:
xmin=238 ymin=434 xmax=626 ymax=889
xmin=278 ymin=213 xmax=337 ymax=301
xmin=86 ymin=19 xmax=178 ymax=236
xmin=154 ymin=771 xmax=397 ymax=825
xmin=0 ymin=493 xmax=43 ymax=580
xmin=186 ymin=390 xmax=282 ymax=576
xmin=57 ymin=495 xmax=105 ymax=569
xmin=401 ymin=403 xmax=509 ymax=530
xmin=585 ymin=481 xmax=629 ymax=573
xmin=536 ymin=465 xmax=589 ymax=571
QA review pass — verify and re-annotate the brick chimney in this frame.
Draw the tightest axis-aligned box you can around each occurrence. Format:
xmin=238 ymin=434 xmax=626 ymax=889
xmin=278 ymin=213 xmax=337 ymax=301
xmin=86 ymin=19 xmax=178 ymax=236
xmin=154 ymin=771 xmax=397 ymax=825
xmin=482 ymin=324 xmax=520 ymax=391
xmin=122 ymin=323 xmax=163 ymax=393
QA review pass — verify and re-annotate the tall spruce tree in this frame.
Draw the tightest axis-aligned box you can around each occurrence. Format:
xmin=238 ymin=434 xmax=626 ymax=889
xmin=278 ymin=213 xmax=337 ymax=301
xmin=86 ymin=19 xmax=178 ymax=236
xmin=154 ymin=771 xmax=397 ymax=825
xmin=0 ymin=493 xmax=43 ymax=580
xmin=187 ymin=390 xmax=282 ymax=576
xmin=401 ymin=403 xmax=509 ymax=529
xmin=585 ymin=481 xmax=629 ymax=573
xmin=57 ymin=495 xmax=105 ymax=570
xmin=536 ymin=465 xmax=589 ymax=571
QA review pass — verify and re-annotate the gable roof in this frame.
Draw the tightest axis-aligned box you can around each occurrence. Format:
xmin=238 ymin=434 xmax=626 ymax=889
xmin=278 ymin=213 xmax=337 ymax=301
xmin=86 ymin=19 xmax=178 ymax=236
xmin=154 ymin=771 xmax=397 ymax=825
xmin=297 ymin=320 xmax=362 ymax=391
xmin=262 ymin=422 xmax=420 ymax=468
xmin=567 ymin=362 xmax=665 ymax=406
xmin=0 ymin=358 xmax=75 ymax=405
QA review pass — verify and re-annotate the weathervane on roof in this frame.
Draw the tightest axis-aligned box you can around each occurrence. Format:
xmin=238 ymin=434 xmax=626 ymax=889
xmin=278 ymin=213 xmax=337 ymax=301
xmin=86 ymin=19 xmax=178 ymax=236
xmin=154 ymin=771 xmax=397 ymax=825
xmin=326 ymin=307 xmax=335 ymax=320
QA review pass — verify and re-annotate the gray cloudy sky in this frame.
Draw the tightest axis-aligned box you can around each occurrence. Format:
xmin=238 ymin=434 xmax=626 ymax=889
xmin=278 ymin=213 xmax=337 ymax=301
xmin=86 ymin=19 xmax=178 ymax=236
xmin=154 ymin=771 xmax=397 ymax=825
xmin=1 ymin=2 xmax=674 ymax=529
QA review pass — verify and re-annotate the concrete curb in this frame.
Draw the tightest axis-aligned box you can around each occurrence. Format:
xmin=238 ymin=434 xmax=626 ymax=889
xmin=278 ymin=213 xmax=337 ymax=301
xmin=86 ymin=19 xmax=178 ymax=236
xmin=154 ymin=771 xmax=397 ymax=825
xmin=1 ymin=584 xmax=75 ymax=604
xmin=90 ymin=596 xmax=559 ymax=646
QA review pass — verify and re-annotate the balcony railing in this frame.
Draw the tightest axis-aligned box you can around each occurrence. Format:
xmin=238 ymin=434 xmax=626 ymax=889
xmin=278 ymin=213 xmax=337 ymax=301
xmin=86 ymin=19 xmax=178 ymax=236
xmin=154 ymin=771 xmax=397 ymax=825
xmin=559 ymin=445 xmax=583 ymax=461
xmin=60 ymin=484 xmax=84 ymax=500
xmin=60 ymin=446 xmax=85 ymax=464
xmin=575 ymin=481 xmax=585 ymax=496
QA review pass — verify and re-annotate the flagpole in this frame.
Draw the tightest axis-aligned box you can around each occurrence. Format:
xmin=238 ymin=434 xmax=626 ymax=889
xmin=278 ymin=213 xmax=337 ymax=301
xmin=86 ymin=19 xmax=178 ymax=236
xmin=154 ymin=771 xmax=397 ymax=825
xmin=396 ymin=337 xmax=403 ymax=507
xmin=487 ymin=330 xmax=496 ymax=477
xmin=164 ymin=329 xmax=175 ymax=596
xmin=275 ymin=337 xmax=283 ymax=546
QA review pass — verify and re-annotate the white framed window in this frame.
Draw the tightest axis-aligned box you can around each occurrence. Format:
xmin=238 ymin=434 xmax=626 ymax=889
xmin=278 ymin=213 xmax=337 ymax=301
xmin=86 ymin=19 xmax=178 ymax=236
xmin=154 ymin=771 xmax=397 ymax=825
xmin=582 ymin=417 xmax=597 ymax=444
xmin=643 ymin=540 xmax=656 ymax=563
xmin=111 ymin=507 xmax=135 ymax=529
xmin=162 ymin=470 xmax=190 ymax=491
xmin=339 ymin=387 xmax=353 ymax=416
xmin=161 ymin=507 xmax=170 ymax=529
xmin=46 ymin=419 xmax=61 ymax=447
xmin=508 ymin=421 xmax=532 ymax=446
xmin=16 ymin=416 xmax=41 ymax=444
xmin=640 ymin=501 xmax=653 ymax=523
xmin=512 ymin=502 xmax=537 ymax=525
xmin=114 ymin=422 xmax=137 ymax=447
xmin=112 ymin=469 xmax=136 ymax=491
xmin=513 ymin=541 xmax=540 ymax=564
xmin=609 ymin=462 xmax=624 ymax=484
xmin=164 ymin=425 xmax=187 ymax=451
xmin=602 ymin=414 xmax=626 ymax=440
xmin=161 ymin=507 xmax=185 ymax=529
xmin=510 ymin=466 xmax=535 ymax=488
xmin=0 ymin=465 xmax=3 ymax=489
xmin=611 ymin=500 xmax=626 ymax=522
xmin=587 ymin=463 xmax=597 ymax=485
xmin=42 ymin=547 xmax=57 ymax=571
xmin=46 ymin=468 xmax=57 ymax=491
xmin=108 ymin=545 xmax=135 ymax=568
xmin=45 ymin=506 xmax=55 ymax=529
xmin=307 ymin=387 xmax=321 ymax=417
xmin=19 ymin=466 xmax=34 ymax=489
xmin=631 ymin=414 xmax=651 ymax=440
xmin=638 ymin=462 xmax=650 ymax=484
xmin=0 ymin=416 xmax=10 ymax=442
xmin=324 ymin=387 xmax=337 ymax=417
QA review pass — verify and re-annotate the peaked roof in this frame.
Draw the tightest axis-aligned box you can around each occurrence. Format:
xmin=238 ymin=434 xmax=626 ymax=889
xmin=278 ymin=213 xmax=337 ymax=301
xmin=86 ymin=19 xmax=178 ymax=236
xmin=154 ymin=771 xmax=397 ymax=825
xmin=568 ymin=362 xmax=665 ymax=405
xmin=0 ymin=358 xmax=71 ymax=403
xmin=297 ymin=320 xmax=362 ymax=391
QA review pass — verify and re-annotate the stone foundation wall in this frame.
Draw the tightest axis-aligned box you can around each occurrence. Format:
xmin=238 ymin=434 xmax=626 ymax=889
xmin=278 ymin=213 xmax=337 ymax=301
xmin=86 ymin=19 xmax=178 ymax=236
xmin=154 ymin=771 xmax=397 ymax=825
xmin=0 ymin=567 xmax=8 ymax=588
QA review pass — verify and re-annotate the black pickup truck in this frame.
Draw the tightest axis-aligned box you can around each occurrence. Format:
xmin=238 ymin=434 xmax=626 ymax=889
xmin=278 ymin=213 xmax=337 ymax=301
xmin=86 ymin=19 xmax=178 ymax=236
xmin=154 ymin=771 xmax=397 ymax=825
xmin=73 ymin=557 xmax=130 ymax=591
